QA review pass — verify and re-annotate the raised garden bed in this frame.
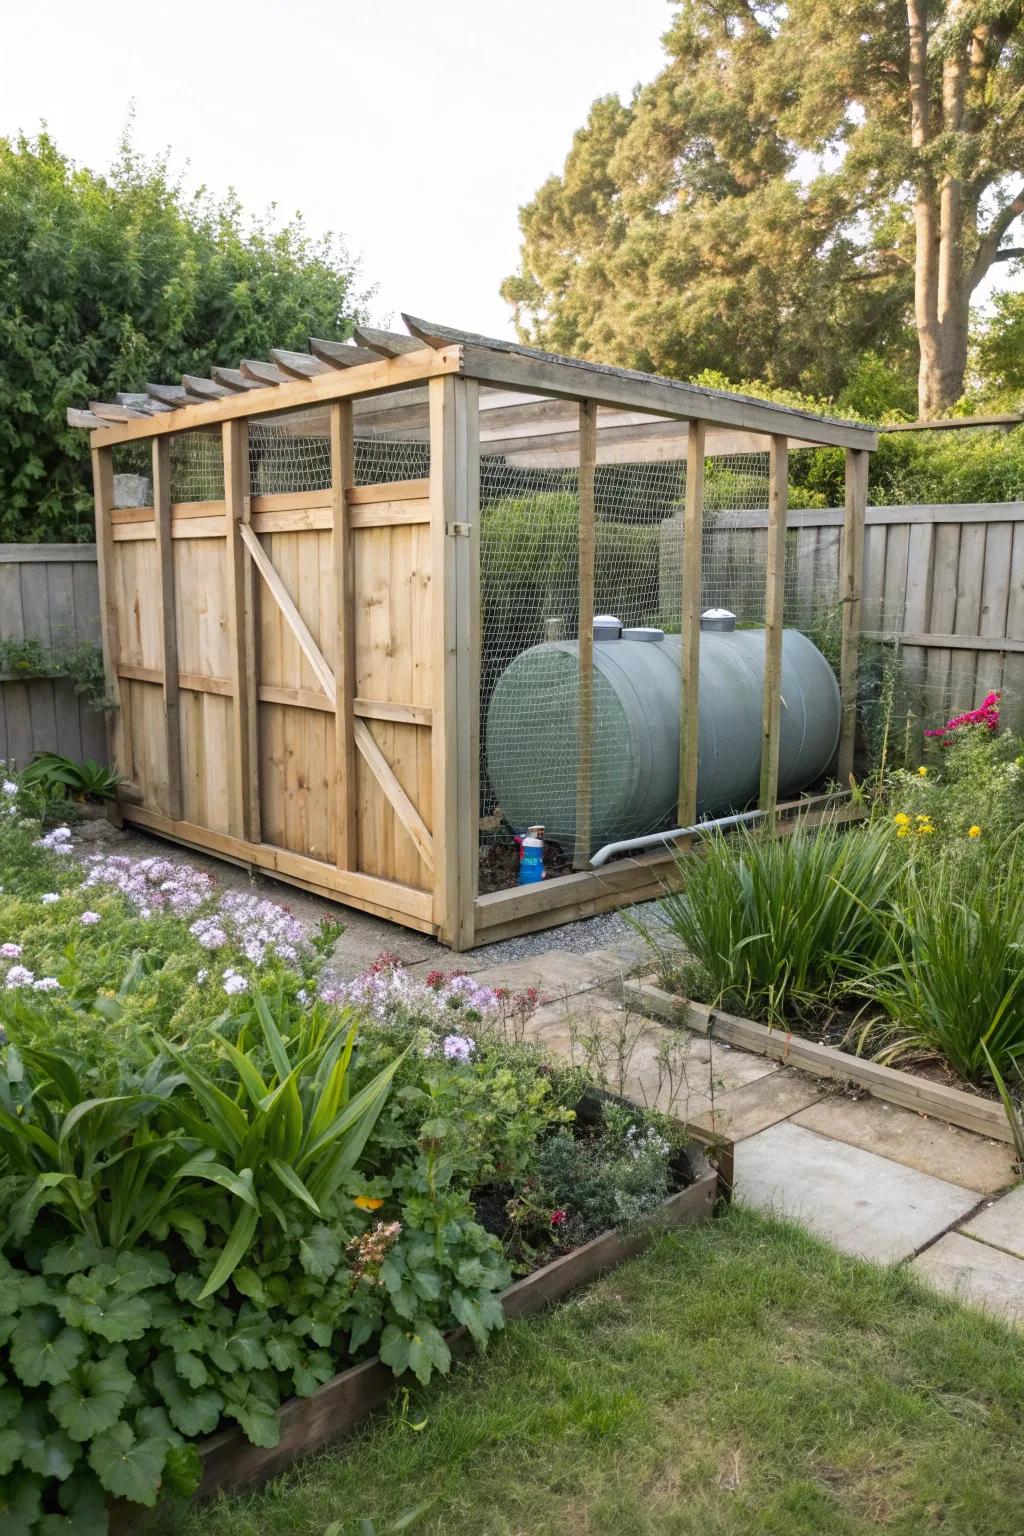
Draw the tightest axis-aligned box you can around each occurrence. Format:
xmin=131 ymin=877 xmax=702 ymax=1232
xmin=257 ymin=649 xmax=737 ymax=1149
xmin=625 ymin=976 xmax=1011 ymax=1145
xmin=110 ymin=1146 xmax=720 ymax=1527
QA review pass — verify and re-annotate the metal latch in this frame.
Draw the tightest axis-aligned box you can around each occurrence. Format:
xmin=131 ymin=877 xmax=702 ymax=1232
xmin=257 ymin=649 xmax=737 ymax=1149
xmin=446 ymin=521 xmax=471 ymax=537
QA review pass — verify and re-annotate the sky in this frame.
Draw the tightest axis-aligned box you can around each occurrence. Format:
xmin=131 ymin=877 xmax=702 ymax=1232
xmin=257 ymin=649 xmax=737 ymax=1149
xmin=0 ymin=0 xmax=675 ymax=340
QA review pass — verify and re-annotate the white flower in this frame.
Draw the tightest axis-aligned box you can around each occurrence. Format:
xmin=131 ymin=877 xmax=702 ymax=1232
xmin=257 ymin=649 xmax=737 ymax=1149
xmin=80 ymin=911 xmax=101 ymax=926
xmin=2 ymin=780 xmax=18 ymax=796
xmin=32 ymin=977 xmax=61 ymax=993
xmin=40 ymin=893 xmax=59 ymax=906
xmin=5 ymin=965 xmax=34 ymax=989
xmin=0 ymin=943 xmax=21 ymax=959
xmin=222 ymin=969 xmax=248 ymax=996
xmin=196 ymin=968 xmax=208 ymax=984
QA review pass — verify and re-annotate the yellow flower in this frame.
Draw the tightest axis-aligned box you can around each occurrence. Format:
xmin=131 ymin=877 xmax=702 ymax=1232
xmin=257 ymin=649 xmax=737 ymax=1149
xmin=896 ymin=825 xmax=910 ymax=838
xmin=916 ymin=823 xmax=935 ymax=835
xmin=915 ymin=814 xmax=931 ymax=823
xmin=893 ymin=813 xmax=911 ymax=827
xmin=917 ymin=765 xmax=928 ymax=776
xmin=353 ymin=1196 xmax=384 ymax=1211
xmin=968 ymin=825 xmax=982 ymax=839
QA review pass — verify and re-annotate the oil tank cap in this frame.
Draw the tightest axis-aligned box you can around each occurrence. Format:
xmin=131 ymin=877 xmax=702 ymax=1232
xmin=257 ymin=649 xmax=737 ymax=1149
xmin=623 ymin=627 xmax=665 ymax=643
xmin=593 ymin=614 xmax=623 ymax=641
xmin=700 ymin=608 xmax=736 ymax=633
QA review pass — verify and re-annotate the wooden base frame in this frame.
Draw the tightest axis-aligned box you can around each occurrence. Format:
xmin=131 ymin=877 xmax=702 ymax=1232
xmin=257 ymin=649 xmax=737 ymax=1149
xmin=109 ymin=1166 xmax=719 ymax=1527
xmin=626 ymin=978 xmax=1012 ymax=1146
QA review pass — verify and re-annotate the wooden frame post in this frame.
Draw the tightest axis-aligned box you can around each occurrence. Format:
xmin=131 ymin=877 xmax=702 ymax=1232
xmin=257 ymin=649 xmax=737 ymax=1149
xmin=574 ymin=400 xmax=598 ymax=869
xmin=330 ymin=401 xmax=357 ymax=870
xmin=223 ymin=420 xmax=261 ymax=843
xmin=90 ymin=445 xmax=130 ymax=797
xmin=838 ymin=447 xmax=869 ymax=784
xmin=429 ymin=374 xmax=480 ymax=948
xmin=758 ymin=435 xmax=789 ymax=814
xmin=151 ymin=437 xmax=183 ymax=821
xmin=678 ymin=419 xmax=707 ymax=829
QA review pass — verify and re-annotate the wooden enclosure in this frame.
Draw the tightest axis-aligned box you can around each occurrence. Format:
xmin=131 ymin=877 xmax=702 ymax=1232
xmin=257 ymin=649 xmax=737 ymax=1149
xmin=72 ymin=320 xmax=876 ymax=947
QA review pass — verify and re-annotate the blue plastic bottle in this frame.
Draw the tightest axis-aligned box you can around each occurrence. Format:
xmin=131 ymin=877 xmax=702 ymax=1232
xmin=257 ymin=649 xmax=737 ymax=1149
xmin=518 ymin=829 xmax=545 ymax=884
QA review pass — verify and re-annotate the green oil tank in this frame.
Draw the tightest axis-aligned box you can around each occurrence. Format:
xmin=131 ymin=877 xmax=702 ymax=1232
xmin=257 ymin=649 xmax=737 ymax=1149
xmin=485 ymin=611 xmax=840 ymax=849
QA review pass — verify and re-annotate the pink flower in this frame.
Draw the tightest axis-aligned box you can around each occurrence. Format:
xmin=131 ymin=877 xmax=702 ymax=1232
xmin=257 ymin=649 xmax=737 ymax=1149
xmin=0 ymin=943 xmax=21 ymax=959
xmin=925 ymin=691 xmax=1001 ymax=742
xmin=80 ymin=911 xmax=101 ymax=926
xmin=550 ymin=1209 xmax=567 ymax=1227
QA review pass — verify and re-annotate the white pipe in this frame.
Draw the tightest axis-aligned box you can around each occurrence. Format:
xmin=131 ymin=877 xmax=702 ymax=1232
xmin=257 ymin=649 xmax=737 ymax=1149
xmin=588 ymin=807 xmax=769 ymax=868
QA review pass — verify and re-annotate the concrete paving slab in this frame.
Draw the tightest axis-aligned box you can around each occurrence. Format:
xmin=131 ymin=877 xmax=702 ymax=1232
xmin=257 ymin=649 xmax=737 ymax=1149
xmin=688 ymin=1069 xmax=825 ymax=1143
xmin=793 ymin=1096 xmax=1017 ymax=1196
xmin=471 ymin=947 xmax=629 ymax=996
xmin=962 ymin=1182 xmax=1024 ymax=1259
xmin=911 ymin=1231 xmax=1024 ymax=1329
xmin=734 ymin=1120 xmax=978 ymax=1264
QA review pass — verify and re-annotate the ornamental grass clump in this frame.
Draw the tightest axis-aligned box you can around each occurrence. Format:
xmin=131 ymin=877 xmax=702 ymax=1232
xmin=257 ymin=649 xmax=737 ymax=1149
xmin=861 ymin=846 xmax=1024 ymax=1085
xmin=655 ymin=815 xmax=899 ymax=1024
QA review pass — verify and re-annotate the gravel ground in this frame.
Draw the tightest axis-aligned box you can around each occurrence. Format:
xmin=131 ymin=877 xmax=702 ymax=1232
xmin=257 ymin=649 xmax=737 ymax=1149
xmin=70 ymin=821 xmax=672 ymax=981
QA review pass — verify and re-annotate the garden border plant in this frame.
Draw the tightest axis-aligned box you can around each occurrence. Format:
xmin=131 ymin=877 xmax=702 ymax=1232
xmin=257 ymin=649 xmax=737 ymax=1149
xmin=0 ymin=761 xmax=725 ymax=1534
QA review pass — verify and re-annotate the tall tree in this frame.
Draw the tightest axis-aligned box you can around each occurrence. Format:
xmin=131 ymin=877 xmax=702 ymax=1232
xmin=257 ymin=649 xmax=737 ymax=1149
xmin=503 ymin=2 xmax=1024 ymax=419
xmin=0 ymin=131 xmax=370 ymax=541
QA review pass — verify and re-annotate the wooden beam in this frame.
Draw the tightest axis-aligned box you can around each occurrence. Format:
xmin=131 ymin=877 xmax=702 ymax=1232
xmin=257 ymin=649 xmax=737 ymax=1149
xmin=309 ymin=337 xmax=383 ymax=368
xmin=881 ymin=413 xmax=1023 ymax=433
xmin=330 ymin=400 xmax=357 ymax=872
xmin=353 ymin=719 xmax=434 ymax=873
xmin=67 ymin=408 xmax=108 ymax=429
xmin=678 ymin=419 xmax=706 ymax=827
xmin=152 ymin=438 xmax=183 ymax=820
xmin=118 ymin=392 xmax=171 ymax=414
xmin=239 ymin=523 xmax=336 ymax=703
xmin=90 ymin=445 xmax=131 ymax=787
xmin=224 ymin=421 xmax=261 ymax=843
xmin=90 ymin=348 xmax=461 ymax=446
xmin=271 ymin=348 xmax=331 ymax=380
xmin=429 ymin=374 xmax=480 ymax=946
xmin=354 ymin=326 xmax=430 ymax=357
xmin=402 ymin=315 xmax=877 ymax=451
xmin=212 ymin=367 xmax=264 ymax=393
xmin=758 ymin=435 xmax=788 ymax=813
xmin=240 ymin=360 xmax=288 ymax=387
xmin=89 ymin=401 xmax=145 ymax=422
xmin=838 ymin=447 xmax=868 ymax=784
xmin=182 ymin=375 xmax=231 ymax=400
xmin=146 ymin=383 xmax=189 ymax=408
xmin=574 ymin=400 xmax=597 ymax=870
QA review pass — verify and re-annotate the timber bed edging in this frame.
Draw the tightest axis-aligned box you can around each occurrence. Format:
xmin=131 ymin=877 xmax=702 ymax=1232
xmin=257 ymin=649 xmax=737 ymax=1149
xmin=624 ymin=976 xmax=1012 ymax=1146
xmin=109 ymin=1168 xmax=720 ymax=1526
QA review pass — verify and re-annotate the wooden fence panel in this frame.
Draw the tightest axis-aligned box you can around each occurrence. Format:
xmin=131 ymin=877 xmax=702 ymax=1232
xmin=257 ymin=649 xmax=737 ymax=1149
xmin=0 ymin=544 xmax=107 ymax=768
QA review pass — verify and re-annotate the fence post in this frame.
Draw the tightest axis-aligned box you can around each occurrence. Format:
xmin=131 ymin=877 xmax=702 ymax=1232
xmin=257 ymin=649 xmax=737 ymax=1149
xmin=152 ymin=437 xmax=183 ymax=821
xmin=91 ymin=445 xmax=131 ymax=794
xmin=838 ymin=447 xmax=868 ymax=784
xmin=223 ymin=420 xmax=261 ymax=843
xmin=430 ymin=374 xmax=480 ymax=948
xmin=574 ymin=400 xmax=597 ymax=869
xmin=759 ymin=435 xmax=788 ymax=813
xmin=330 ymin=400 xmax=357 ymax=872
xmin=678 ymin=419 xmax=706 ymax=832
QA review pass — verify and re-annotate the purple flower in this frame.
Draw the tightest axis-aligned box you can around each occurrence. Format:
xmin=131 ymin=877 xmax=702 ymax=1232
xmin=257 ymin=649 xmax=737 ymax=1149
xmin=32 ymin=977 xmax=61 ymax=993
xmin=222 ymin=969 xmax=248 ymax=996
xmin=441 ymin=1033 xmax=475 ymax=1062
xmin=80 ymin=911 xmax=101 ymax=926
xmin=0 ymin=943 xmax=21 ymax=959
xmin=5 ymin=965 xmax=34 ymax=989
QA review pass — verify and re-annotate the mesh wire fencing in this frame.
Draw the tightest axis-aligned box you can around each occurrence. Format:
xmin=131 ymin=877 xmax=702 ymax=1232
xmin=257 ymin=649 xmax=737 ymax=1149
xmin=169 ymin=432 xmax=225 ymax=502
xmin=476 ymin=430 xmax=847 ymax=889
xmin=248 ymin=410 xmax=430 ymax=493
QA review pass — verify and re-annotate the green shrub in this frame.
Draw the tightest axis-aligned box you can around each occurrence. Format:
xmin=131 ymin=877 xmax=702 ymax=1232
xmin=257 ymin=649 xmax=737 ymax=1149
xmin=654 ymin=816 xmax=899 ymax=1024
xmin=533 ymin=1103 xmax=676 ymax=1246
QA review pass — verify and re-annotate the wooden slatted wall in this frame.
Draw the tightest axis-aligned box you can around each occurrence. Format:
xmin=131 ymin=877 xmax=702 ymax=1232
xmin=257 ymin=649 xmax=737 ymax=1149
xmin=0 ymin=544 xmax=107 ymax=767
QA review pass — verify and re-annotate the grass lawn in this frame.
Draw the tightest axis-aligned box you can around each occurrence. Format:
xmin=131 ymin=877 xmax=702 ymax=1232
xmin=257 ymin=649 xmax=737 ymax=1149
xmin=168 ymin=1206 xmax=1024 ymax=1536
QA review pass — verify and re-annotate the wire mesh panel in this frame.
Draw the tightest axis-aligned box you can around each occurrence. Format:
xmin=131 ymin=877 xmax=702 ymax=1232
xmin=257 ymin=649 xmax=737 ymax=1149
xmin=354 ymin=437 xmax=430 ymax=485
xmin=478 ymin=411 xmax=858 ymax=892
xmin=249 ymin=409 xmax=331 ymax=494
xmin=169 ymin=431 xmax=224 ymax=503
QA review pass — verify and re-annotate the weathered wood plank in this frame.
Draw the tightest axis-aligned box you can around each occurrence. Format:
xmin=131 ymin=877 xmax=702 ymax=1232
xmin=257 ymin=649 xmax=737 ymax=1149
xmin=758 ymin=436 xmax=788 ymax=811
